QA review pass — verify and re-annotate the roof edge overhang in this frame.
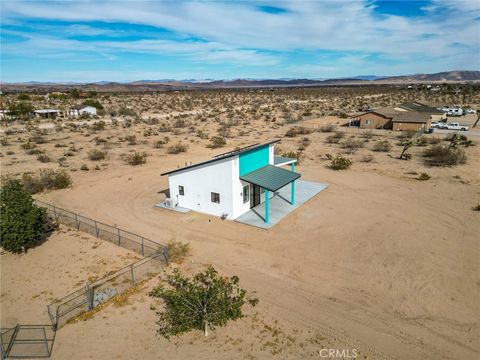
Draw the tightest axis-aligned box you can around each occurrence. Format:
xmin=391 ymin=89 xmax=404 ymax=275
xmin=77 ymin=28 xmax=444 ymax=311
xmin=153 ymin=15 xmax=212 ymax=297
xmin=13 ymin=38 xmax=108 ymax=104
xmin=161 ymin=139 xmax=281 ymax=177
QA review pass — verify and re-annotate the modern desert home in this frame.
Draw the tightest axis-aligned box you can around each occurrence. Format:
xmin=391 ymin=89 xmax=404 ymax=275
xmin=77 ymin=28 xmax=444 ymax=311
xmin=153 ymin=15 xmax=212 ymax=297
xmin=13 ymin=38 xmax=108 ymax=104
xmin=160 ymin=140 xmax=300 ymax=224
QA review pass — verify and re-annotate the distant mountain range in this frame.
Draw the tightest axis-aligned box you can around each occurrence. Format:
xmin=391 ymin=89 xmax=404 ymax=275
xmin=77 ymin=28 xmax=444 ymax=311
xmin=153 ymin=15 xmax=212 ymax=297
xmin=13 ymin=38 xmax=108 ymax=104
xmin=2 ymin=71 xmax=479 ymax=92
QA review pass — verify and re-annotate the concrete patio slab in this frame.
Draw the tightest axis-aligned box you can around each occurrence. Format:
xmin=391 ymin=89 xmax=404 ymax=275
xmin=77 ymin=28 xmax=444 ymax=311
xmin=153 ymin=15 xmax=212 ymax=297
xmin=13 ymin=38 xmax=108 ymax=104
xmin=234 ymin=179 xmax=328 ymax=229
xmin=154 ymin=202 xmax=191 ymax=213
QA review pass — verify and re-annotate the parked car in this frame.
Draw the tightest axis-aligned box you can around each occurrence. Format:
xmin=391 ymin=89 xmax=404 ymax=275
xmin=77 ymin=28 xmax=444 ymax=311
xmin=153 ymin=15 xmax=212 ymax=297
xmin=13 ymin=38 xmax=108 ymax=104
xmin=466 ymin=108 xmax=477 ymax=114
xmin=438 ymin=122 xmax=469 ymax=131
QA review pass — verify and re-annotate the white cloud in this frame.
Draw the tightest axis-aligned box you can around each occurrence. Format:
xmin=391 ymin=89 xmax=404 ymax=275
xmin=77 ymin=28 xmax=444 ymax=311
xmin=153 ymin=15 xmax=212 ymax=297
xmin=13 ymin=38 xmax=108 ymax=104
xmin=1 ymin=0 xmax=479 ymax=78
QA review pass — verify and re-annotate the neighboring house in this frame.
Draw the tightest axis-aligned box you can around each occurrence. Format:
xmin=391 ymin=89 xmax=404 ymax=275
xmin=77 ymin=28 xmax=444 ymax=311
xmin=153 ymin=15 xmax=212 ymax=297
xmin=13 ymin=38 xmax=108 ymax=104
xmin=353 ymin=102 xmax=445 ymax=130
xmin=391 ymin=112 xmax=432 ymax=132
xmin=398 ymin=102 xmax=446 ymax=122
xmin=34 ymin=109 xmax=61 ymax=119
xmin=356 ymin=107 xmax=398 ymax=129
xmin=160 ymin=140 xmax=299 ymax=224
xmin=68 ymin=105 xmax=97 ymax=117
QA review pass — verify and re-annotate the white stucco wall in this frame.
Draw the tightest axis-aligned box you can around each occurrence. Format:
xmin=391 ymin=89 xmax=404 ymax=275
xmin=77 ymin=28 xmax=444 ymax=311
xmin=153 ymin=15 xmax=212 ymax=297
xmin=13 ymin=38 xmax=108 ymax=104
xmin=168 ymin=157 xmax=236 ymax=219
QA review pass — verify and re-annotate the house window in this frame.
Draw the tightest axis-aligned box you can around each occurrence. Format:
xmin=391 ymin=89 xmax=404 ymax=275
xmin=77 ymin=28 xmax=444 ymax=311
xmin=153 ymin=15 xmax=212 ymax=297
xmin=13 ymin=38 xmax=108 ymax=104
xmin=243 ymin=185 xmax=249 ymax=203
xmin=211 ymin=192 xmax=220 ymax=204
xmin=366 ymin=119 xmax=371 ymax=125
xmin=178 ymin=185 xmax=184 ymax=196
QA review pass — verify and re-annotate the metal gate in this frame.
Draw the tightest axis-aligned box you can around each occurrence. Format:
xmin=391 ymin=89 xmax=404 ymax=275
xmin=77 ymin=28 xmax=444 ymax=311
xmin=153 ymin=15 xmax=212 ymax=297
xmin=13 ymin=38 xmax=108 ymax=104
xmin=0 ymin=325 xmax=55 ymax=359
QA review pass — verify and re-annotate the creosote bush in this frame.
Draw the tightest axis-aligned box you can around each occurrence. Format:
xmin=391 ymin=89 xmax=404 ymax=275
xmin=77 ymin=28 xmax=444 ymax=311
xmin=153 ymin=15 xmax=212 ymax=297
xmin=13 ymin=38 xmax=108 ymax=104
xmin=325 ymin=131 xmax=345 ymax=144
xmin=284 ymin=126 xmax=312 ymax=138
xmin=149 ymin=266 xmax=258 ymax=338
xmin=0 ymin=179 xmax=48 ymax=253
xmin=340 ymin=137 xmax=364 ymax=153
xmin=88 ymin=149 xmax=106 ymax=161
xmin=372 ymin=140 xmax=392 ymax=152
xmin=423 ymin=145 xmax=467 ymax=166
xmin=167 ymin=143 xmax=188 ymax=154
xmin=125 ymin=152 xmax=148 ymax=165
xmin=360 ymin=154 xmax=374 ymax=162
xmin=416 ymin=172 xmax=431 ymax=181
xmin=282 ymin=151 xmax=302 ymax=165
xmin=207 ymin=136 xmax=227 ymax=149
xmin=167 ymin=241 xmax=191 ymax=264
xmin=20 ymin=169 xmax=72 ymax=194
xmin=326 ymin=154 xmax=352 ymax=170
xmin=318 ymin=124 xmax=336 ymax=133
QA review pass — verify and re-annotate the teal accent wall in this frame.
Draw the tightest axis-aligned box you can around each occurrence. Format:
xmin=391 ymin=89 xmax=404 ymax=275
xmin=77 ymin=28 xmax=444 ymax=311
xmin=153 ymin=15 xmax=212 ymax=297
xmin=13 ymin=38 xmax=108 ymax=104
xmin=239 ymin=145 xmax=269 ymax=176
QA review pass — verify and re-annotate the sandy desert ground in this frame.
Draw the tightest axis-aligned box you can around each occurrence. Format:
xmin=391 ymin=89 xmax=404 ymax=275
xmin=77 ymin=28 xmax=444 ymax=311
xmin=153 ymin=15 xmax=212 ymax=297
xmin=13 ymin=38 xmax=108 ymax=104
xmin=1 ymin=87 xmax=479 ymax=359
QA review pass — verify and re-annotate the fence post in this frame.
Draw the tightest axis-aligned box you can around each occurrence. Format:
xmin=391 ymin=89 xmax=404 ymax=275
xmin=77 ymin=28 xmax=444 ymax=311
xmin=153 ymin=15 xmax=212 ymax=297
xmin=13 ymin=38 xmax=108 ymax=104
xmin=95 ymin=221 xmax=99 ymax=237
xmin=75 ymin=213 xmax=80 ymax=230
xmin=141 ymin=237 xmax=145 ymax=257
xmin=117 ymin=228 xmax=121 ymax=245
xmin=86 ymin=284 xmax=94 ymax=311
xmin=53 ymin=205 xmax=57 ymax=220
xmin=130 ymin=264 xmax=135 ymax=285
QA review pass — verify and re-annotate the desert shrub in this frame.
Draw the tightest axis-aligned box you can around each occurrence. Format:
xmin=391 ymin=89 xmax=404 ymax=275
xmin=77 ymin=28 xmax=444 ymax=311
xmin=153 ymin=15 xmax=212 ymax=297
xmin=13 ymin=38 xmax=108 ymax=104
xmin=472 ymin=203 xmax=480 ymax=211
xmin=415 ymin=136 xmax=428 ymax=147
xmin=0 ymin=179 xmax=48 ymax=253
xmin=26 ymin=148 xmax=43 ymax=155
xmin=284 ymin=126 xmax=312 ymax=138
xmin=20 ymin=169 xmax=72 ymax=194
xmin=282 ymin=151 xmax=302 ymax=165
xmin=340 ymin=138 xmax=364 ymax=153
xmin=21 ymin=141 xmax=36 ymax=150
xmin=167 ymin=143 xmax=188 ymax=154
xmin=423 ymin=145 xmax=466 ymax=166
xmin=91 ymin=121 xmax=105 ymax=131
xmin=0 ymin=138 xmax=9 ymax=146
xmin=88 ymin=149 xmax=106 ymax=161
xmin=149 ymin=266 xmax=258 ymax=338
xmin=196 ymin=130 xmax=209 ymax=139
xmin=298 ymin=137 xmax=311 ymax=150
xmin=173 ymin=119 xmax=187 ymax=128
xmin=80 ymin=164 xmax=89 ymax=171
xmin=37 ymin=154 xmax=52 ymax=163
xmin=446 ymin=133 xmax=474 ymax=148
xmin=360 ymin=154 xmax=374 ymax=162
xmin=153 ymin=137 xmax=170 ymax=148
xmin=372 ymin=140 xmax=392 ymax=152
xmin=125 ymin=152 xmax=147 ymax=165
xmin=126 ymin=135 xmax=137 ymax=145
xmin=325 ymin=131 xmax=345 ymax=144
xmin=118 ymin=107 xmax=137 ymax=117
xmin=416 ymin=172 xmax=431 ymax=181
xmin=360 ymin=130 xmax=374 ymax=139
xmin=167 ymin=241 xmax=190 ymax=264
xmin=30 ymin=134 xmax=46 ymax=144
xmin=207 ymin=136 xmax=227 ymax=149
xmin=318 ymin=124 xmax=336 ymax=133
xmin=326 ymin=154 xmax=352 ymax=170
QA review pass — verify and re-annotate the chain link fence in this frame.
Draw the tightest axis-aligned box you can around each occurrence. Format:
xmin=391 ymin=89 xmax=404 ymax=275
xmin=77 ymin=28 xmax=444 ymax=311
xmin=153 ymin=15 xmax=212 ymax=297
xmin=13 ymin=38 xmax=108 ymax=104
xmin=47 ymin=251 xmax=167 ymax=330
xmin=35 ymin=199 xmax=168 ymax=258
xmin=1 ymin=325 xmax=55 ymax=359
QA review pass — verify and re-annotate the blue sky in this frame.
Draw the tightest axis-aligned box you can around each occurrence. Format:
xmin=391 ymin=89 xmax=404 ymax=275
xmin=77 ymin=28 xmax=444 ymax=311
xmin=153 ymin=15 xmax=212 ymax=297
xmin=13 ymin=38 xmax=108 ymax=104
xmin=1 ymin=0 xmax=479 ymax=82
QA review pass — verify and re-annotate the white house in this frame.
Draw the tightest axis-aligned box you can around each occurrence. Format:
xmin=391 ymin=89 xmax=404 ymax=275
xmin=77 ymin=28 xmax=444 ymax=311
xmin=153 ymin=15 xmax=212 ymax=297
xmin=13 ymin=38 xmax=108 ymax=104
xmin=34 ymin=109 xmax=61 ymax=118
xmin=68 ymin=105 xmax=97 ymax=117
xmin=161 ymin=140 xmax=299 ymax=224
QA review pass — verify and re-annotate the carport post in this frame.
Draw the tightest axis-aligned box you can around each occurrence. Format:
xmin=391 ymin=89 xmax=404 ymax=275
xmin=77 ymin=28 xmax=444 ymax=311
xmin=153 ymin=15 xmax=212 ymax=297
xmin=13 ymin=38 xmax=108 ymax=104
xmin=291 ymin=180 xmax=295 ymax=205
xmin=291 ymin=163 xmax=295 ymax=172
xmin=265 ymin=189 xmax=269 ymax=224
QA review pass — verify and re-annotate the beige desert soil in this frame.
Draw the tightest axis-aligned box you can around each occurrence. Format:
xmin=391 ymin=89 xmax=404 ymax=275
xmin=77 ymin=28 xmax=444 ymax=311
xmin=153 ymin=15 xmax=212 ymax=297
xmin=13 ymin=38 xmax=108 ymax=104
xmin=0 ymin=226 xmax=141 ymax=326
xmin=0 ymin=100 xmax=479 ymax=359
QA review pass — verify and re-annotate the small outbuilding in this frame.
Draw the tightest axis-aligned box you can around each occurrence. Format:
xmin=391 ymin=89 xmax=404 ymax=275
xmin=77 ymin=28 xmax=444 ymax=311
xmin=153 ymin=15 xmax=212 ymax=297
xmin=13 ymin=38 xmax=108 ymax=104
xmin=68 ymin=105 xmax=97 ymax=117
xmin=34 ymin=109 xmax=61 ymax=119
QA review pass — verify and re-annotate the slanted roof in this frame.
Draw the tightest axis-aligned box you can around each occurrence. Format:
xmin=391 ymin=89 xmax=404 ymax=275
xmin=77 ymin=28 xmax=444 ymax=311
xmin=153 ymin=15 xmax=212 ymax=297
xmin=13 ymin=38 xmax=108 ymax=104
xmin=34 ymin=109 xmax=60 ymax=113
xmin=161 ymin=140 xmax=280 ymax=176
xmin=392 ymin=112 xmax=431 ymax=123
xmin=240 ymin=165 xmax=301 ymax=192
xmin=399 ymin=102 xmax=444 ymax=114
xmin=274 ymin=156 xmax=296 ymax=166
